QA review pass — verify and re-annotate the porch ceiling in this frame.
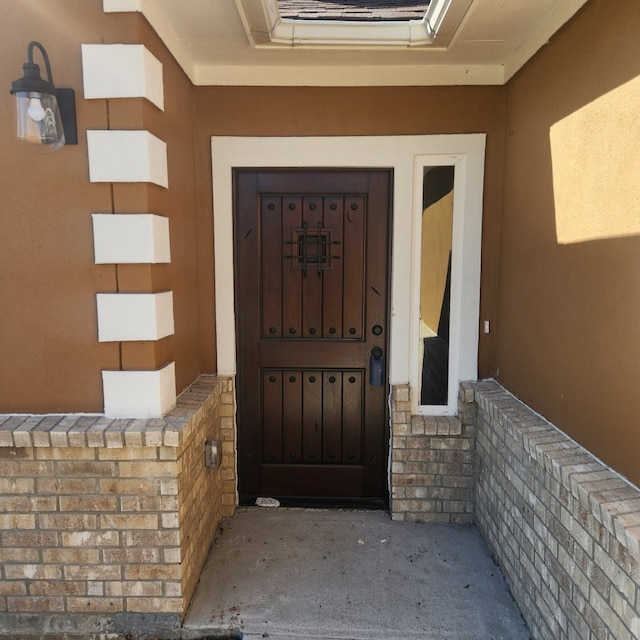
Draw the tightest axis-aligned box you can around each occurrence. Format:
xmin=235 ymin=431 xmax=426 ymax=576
xmin=124 ymin=0 xmax=589 ymax=86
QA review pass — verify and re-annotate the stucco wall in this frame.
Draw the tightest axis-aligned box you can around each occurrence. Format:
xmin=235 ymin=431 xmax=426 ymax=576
xmin=497 ymin=0 xmax=640 ymax=486
xmin=1 ymin=2 xmax=505 ymax=412
xmin=0 ymin=1 xmax=202 ymax=412
xmin=194 ymin=85 xmax=506 ymax=378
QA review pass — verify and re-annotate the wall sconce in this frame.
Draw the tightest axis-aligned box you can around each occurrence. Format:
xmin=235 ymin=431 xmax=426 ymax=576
xmin=9 ymin=41 xmax=77 ymax=150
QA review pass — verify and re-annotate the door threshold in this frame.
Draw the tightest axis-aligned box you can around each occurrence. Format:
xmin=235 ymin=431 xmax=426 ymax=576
xmin=240 ymin=495 xmax=388 ymax=510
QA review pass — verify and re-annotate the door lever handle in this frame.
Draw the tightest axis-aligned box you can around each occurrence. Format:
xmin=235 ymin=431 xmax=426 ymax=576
xmin=369 ymin=347 xmax=384 ymax=386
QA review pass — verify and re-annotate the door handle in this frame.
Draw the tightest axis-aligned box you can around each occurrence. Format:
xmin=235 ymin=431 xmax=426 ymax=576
xmin=369 ymin=347 xmax=384 ymax=386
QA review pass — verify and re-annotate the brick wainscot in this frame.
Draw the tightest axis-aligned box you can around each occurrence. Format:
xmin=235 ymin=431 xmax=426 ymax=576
xmin=0 ymin=375 xmax=235 ymax=638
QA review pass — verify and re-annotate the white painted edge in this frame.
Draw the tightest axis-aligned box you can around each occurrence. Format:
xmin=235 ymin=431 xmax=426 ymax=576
xmin=96 ymin=292 xmax=174 ymax=342
xmin=142 ymin=46 xmax=164 ymax=110
xmin=270 ymin=17 xmax=436 ymax=47
xmin=87 ymin=130 xmax=168 ymax=188
xmin=82 ymin=44 xmax=164 ymax=111
xmin=211 ymin=134 xmax=485 ymax=417
xmin=103 ymin=0 xmax=142 ymax=12
xmin=102 ymin=362 xmax=176 ymax=418
xmin=92 ymin=213 xmax=171 ymax=264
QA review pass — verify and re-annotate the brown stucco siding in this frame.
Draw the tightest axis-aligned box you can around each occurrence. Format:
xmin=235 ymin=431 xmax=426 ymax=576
xmin=0 ymin=1 xmax=203 ymax=412
xmin=0 ymin=0 xmax=128 ymax=412
xmin=498 ymin=0 xmax=640 ymax=485
xmin=1 ymin=0 xmax=505 ymax=412
xmin=193 ymin=85 xmax=507 ymax=378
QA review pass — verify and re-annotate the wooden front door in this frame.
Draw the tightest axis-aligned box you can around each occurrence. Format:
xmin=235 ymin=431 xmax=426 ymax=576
xmin=234 ymin=169 xmax=391 ymax=505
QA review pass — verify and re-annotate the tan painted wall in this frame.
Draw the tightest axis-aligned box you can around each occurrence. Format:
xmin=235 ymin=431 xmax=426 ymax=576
xmin=0 ymin=1 xmax=124 ymax=412
xmin=421 ymin=192 xmax=453 ymax=333
xmin=498 ymin=0 xmax=640 ymax=485
xmin=0 ymin=1 xmax=201 ymax=412
xmin=193 ymin=85 xmax=506 ymax=378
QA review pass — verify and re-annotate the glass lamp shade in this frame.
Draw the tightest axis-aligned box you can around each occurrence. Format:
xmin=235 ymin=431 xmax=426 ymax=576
xmin=14 ymin=90 xmax=65 ymax=150
xmin=10 ymin=42 xmax=67 ymax=151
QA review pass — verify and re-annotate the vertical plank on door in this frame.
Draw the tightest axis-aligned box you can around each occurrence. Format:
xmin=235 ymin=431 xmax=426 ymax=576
xmin=342 ymin=371 xmax=363 ymax=464
xmin=283 ymin=371 xmax=302 ymax=462
xmin=262 ymin=196 xmax=283 ymax=337
xmin=302 ymin=197 xmax=323 ymax=338
xmin=302 ymin=371 xmax=323 ymax=463
xmin=322 ymin=371 xmax=342 ymax=463
xmin=282 ymin=197 xmax=302 ymax=338
xmin=323 ymin=197 xmax=344 ymax=338
xmin=262 ymin=371 xmax=283 ymax=463
xmin=343 ymin=196 xmax=365 ymax=339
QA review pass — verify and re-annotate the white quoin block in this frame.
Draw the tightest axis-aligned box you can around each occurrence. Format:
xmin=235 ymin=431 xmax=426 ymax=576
xmin=102 ymin=0 xmax=142 ymax=12
xmin=82 ymin=44 xmax=164 ymax=110
xmin=92 ymin=214 xmax=171 ymax=264
xmin=96 ymin=292 xmax=174 ymax=342
xmin=87 ymin=130 xmax=168 ymax=188
xmin=102 ymin=362 xmax=176 ymax=418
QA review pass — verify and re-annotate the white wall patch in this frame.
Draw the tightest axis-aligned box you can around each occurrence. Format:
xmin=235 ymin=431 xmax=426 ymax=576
xmin=96 ymin=292 xmax=174 ymax=342
xmin=102 ymin=362 xmax=176 ymax=418
xmin=87 ymin=130 xmax=168 ymax=188
xmin=82 ymin=44 xmax=164 ymax=110
xmin=92 ymin=214 xmax=171 ymax=264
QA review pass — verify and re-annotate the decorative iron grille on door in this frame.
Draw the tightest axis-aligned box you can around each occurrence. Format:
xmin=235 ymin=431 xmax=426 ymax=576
xmin=261 ymin=194 xmax=366 ymax=340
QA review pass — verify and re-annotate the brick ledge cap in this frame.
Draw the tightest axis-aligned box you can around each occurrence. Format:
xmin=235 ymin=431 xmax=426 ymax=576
xmin=0 ymin=374 xmax=232 ymax=449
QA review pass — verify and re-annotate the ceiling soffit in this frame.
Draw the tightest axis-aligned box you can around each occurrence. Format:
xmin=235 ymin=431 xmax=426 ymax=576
xmin=103 ymin=0 xmax=590 ymax=86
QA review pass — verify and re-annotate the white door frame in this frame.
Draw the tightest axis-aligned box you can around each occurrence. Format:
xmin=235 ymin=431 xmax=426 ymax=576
xmin=211 ymin=134 xmax=485 ymax=414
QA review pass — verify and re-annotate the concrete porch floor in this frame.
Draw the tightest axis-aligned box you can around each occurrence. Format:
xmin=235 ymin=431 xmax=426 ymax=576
xmin=182 ymin=508 xmax=530 ymax=640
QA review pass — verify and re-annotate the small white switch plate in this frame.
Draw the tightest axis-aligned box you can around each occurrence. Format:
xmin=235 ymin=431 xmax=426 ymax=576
xmin=483 ymin=320 xmax=490 ymax=334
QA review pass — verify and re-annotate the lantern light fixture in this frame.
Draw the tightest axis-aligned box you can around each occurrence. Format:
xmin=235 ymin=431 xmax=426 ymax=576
xmin=10 ymin=41 xmax=77 ymax=150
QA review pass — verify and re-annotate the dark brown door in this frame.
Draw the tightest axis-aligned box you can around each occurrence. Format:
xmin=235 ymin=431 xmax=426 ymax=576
xmin=234 ymin=169 xmax=391 ymax=506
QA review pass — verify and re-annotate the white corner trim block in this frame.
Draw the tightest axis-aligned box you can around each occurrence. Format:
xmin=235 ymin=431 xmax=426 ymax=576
xmin=102 ymin=362 xmax=176 ymax=418
xmin=96 ymin=292 xmax=174 ymax=342
xmin=82 ymin=44 xmax=164 ymax=110
xmin=92 ymin=214 xmax=171 ymax=264
xmin=87 ymin=130 xmax=168 ymax=188
xmin=102 ymin=0 xmax=142 ymax=12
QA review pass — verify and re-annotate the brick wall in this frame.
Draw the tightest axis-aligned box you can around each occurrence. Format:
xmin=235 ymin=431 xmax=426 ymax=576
xmin=0 ymin=375 xmax=236 ymax=637
xmin=389 ymin=384 xmax=476 ymax=523
xmin=473 ymin=380 xmax=640 ymax=640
